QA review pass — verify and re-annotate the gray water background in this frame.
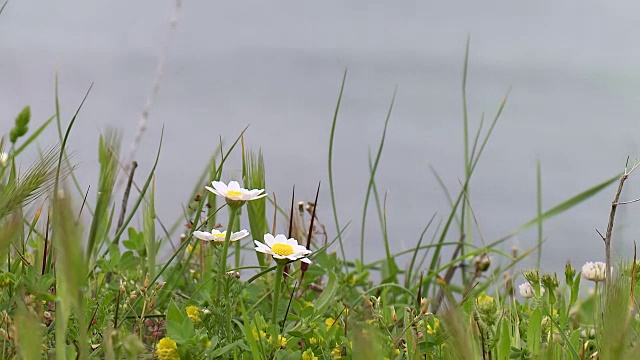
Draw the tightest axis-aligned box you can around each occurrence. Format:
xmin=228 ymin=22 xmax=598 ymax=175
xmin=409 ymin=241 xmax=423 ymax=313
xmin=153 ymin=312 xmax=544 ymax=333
xmin=2 ymin=1 xmax=640 ymax=276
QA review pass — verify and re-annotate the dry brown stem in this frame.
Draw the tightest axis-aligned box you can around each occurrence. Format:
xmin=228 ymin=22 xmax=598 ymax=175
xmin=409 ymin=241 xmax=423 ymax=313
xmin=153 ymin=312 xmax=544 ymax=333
xmin=600 ymin=158 xmax=639 ymax=286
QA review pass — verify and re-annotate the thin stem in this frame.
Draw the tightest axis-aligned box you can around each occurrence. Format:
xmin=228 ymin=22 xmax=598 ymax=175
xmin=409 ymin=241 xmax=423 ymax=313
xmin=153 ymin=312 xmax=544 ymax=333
xmin=594 ymin=282 xmax=600 ymax=326
xmin=604 ymin=170 xmax=629 ymax=286
xmin=219 ymin=204 xmax=241 ymax=337
xmin=218 ymin=205 xmax=240 ymax=298
xmin=272 ymin=262 xmax=285 ymax=325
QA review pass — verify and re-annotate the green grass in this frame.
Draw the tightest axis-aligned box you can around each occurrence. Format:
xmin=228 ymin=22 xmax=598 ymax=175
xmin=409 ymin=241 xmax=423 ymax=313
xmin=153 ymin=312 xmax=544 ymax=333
xmin=0 ymin=49 xmax=638 ymax=360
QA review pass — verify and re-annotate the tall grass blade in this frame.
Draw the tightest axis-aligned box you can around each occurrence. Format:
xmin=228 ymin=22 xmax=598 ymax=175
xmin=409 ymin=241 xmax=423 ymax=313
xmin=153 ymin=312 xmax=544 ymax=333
xmin=536 ymin=159 xmax=543 ymax=267
xmin=244 ymin=149 xmax=267 ymax=266
xmin=16 ymin=301 xmax=45 ymax=360
xmin=599 ymin=277 xmax=632 ymax=359
xmin=86 ymin=129 xmax=121 ymax=261
xmin=441 ymin=305 xmax=479 ymax=359
xmin=54 ymin=79 xmax=93 ymax=202
xmin=144 ymin=177 xmax=157 ymax=278
xmin=405 ymin=213 xmax=437 ymax=288
xmin=52 ymin=188 xmax=88 ymax=360
xmin=360 ymin=87 xmax=396 ymax=263
xmin=328 ymin=69 xmax=348 ymax=267
xmin=518 ymin=174 xmax=619 ymax=231
xmin=102 ymin=127 xmax=163 ymax=253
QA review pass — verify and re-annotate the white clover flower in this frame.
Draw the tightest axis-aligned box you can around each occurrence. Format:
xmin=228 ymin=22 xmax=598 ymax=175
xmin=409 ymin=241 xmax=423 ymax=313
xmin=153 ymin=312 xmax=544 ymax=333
xmin=205 ymin=180 xmax=266 ymax=202
xmin=582 ymin=261 xmax=607 ymax=282
xmin=518 ymin=282 xmax=544 ymax=299
xmin=0 ymin=152 xmax=8 ymax=167
xmin=193 ymin=229 xmax=249 ymax=243
xmin=254 ymin=233 xmax=312 ymax=264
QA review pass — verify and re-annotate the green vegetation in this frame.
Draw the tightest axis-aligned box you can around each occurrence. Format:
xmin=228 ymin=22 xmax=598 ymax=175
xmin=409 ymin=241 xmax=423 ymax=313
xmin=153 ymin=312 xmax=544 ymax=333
xmin=1 ymin=50 xmax=639 ymax=360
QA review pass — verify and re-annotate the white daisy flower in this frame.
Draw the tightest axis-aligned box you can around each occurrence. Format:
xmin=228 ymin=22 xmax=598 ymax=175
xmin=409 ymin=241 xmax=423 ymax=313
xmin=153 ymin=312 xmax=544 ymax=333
xmin=193 ymin=229 xmax=249 ymax=243
xmin=254 ymin=233 xmax=312 ymax=264
xmin=205 ymin=180 xmax=266 ymax=202
xmin=582 ymin=261 xmax=607 ymax=282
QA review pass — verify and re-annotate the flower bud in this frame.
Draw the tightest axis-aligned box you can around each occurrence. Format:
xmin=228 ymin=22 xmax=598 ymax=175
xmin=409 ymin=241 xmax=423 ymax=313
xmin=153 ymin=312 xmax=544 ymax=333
xmin=474 ymin=254 xmax=491 ymax=272
xmin=0 ymin=152 xmax=8 ymax=167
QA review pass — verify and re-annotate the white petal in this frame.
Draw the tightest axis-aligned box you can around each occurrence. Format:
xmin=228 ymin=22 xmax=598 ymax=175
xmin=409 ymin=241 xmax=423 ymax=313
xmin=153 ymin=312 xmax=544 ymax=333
xmin=273 ymin=234 xmax=288 ymax=244
xmin=244 ymin=189 xmax=265 ymax=199
xmin=227 ymin=181 xmax=242 ymax=190
xmin=254 ymin=241 xmax=272 ymax=254
xmin=292 ymin=244 xmax=310 ymax=254
xmin=294 ymin=252 xmax=312 ymax=259
xmin=286 ymin=238 xmax=300 ymax=246
xmin=211 ymin=181 xmax=228 ymax=193
xmin=244 ymin=193 xmax=267 ymax=201
xmin=264 ymin=234 xmax=276 ymax=247
xmin=231 ymin=230 xmax=250 ymax=241
xmin=255 ymin=247 xmax=271 ymax=255
xmin=205 ymin=186 xmax=223 ymax=197
xmin=300 ymin=257 xmax=312 ymax=264
xmin=193 ymin=231 xmax=215 ymax=241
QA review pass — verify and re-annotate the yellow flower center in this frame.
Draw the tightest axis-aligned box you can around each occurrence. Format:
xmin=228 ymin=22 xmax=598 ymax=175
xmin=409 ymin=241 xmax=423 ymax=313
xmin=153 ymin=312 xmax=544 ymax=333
xmin=271 ymin=243 xmax=294 ymax=256
xmin=214 ymin=232 xmax=226 ymax=239
xmin=226 ymin=190 xmax=243 ymax=197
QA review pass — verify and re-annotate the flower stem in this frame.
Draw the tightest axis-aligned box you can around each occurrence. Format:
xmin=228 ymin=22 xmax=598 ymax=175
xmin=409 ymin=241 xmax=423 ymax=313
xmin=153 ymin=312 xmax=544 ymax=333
xmin=272 ymin=262 xmax=285 ymax=325
xmin=217 ymin=205 xmax=239 ymax=299
xmin=218 ymin=204 xmax=240 ymax=338
xmin=594 ymin=282 xmax=599 ymax=325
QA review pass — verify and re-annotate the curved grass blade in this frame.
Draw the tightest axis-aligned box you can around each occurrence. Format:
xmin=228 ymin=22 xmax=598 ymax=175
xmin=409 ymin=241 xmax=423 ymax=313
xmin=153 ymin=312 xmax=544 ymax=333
xmin=328 ymin=69 xmax=348 ymax=268
xmin=360 ymin=87 xmax=396 ymax=263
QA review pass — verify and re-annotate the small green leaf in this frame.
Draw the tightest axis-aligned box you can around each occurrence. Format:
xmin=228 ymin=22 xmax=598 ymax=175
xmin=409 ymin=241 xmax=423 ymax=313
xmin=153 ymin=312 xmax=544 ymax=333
xmin=211 ymin=341 xmax=245 ymax=357
xmin=314 ymin=271 xmax=338 ymax=315
xmin=527 ymin=308 xmax=542 ymax=354
xmin=497 ymin=318 xmax=511 ymax=360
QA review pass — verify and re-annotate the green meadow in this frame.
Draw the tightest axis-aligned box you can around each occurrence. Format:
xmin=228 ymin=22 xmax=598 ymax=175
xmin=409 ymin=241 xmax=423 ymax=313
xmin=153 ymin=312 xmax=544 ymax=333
xmin=2 ymin=47 xmax=640 ymax=360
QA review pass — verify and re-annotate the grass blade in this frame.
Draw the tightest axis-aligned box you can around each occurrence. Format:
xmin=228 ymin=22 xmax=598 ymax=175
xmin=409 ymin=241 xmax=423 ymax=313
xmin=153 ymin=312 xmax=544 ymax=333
xmin=328 ymin=69 xmax=348 ymax=268
xmin=360 ymin=87 xmax=396 ymax=263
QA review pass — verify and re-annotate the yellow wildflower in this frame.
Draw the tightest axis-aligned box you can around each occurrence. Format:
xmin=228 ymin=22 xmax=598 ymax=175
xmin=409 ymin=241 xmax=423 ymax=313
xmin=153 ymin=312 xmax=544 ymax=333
xmin=302 ymin=349 xmax=319 ymax=360
xmin=310 ymin=336 xmax=321 ymax=345
xmin=252 ymin=328 xmax=267 ymax=340
xmin=156 ymin=337 xmax=180 ymax=360
xmin=476 ymin=294 xmax=494 ymax=306
xmin=325 ymin=317 xmax=338 ymax=328
xmin=347 ymin=274 xmax=357 ymax=285
xmin=476 ymin=294 xmax=498 ymax=326
xmin=186 ymin=306 xmax=200 ymax=322
xmin=274 ymin=335 xmax=287 ymax=348
xmin=300 ymin=300 xmax=314 ymax=308
xmin=427 ymin=318 xmax=440 ymax=336
xmin=331 ymin=346 xmax=342 ymax=358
